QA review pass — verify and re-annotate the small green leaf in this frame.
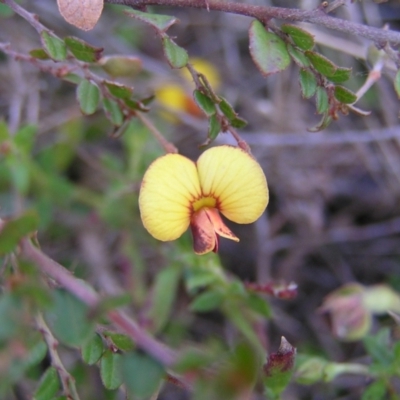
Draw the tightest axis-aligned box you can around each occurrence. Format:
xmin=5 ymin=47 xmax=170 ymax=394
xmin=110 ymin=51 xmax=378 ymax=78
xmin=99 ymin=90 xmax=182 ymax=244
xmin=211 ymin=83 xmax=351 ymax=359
xmin=208 ymin=114 xmax=221 ymax=141
xmin=122 ymin=352 xmax=165 ymax=397
xmin=162 ymin=37 xmax=188 ymax=69
xmin=225 ymin=306 xmax=264 ymax=352
xmin=218 ymin=97 xmax=236 ymax=120
xmin=231 ymin=116 xmax=248 ymax=129
xmin=190 ymin=290 xmax=224 ymax=312
xmin=315 ymin=87 xmax=329 ymax=114
xmin=81 ymin=333 xmax=104 ymax=365
xmin=33 ymin=367 xmax=60 ymax=400
xmin=8 ymin=156 xmax=31 ymax=194
xmin=299 ymin=69 xmax=317 ymax=99
xmin=394 ymin=70 xmax=400 ymax=98
xmin=14 ymin=124 xmax=37 ymax=154
xmin=99 ymin=55 xmax=142 ymax=77
xmin=328 ymin=67 xmax=352 ymax=84
xmin=61 ymin=73 xmax=82 ymax=85
xmin=103 ymin=332 xmax=135 ymax=352
xmin=193 ymin=90 xmax=216 ymax=117
xmin=334 ymin=85 xmax=357 ymax=104
xmin=281 ymin=24 xmax=315 ymax=51
xmin=77 ymin=79 xmax=100 ymax=115
xmin=305 ymin=51 xmax=337 ymax=77
xmin=246 ymin=293 xmax=272 ymax=318
xmin=40 ymin=31 xmax=67 ymax=61
xmin=185 ymin=267 xmax=221 ymax=293
xmin=64 ymin=36 xmax=103 ymax=62
xmin=123 ymin=98 xmax=150 ymax=112
xmin=287 ymin=44 xmax=310 ymax=68
xmin=29 ymin=48 xmax=50 ymax=60
xmin=100 ymin=350 xmax=123 ymax=390
xmin=0 ymin=294 xmax=21 ymax=340
xmin=45 ymin=289 xmax=94 ymax=347
xmin=249 ymin=20 xmax=291 ymax=76
xmin=362 ymin=380 xmax=387 ymax=400
xmin=105 ymin=81 xmax=133 ymax=99
xmin=0 ymin=210 xmax=39 ymax=255
xmin=307 ymin=112 xmax=332 ymax=132
xmin=124 ymin=9 xmax=178 ymax=32
xmin=147 ymin=266 xmax=181 ymax=334
xmin=103 ymin=98 xmax=124 ymax=126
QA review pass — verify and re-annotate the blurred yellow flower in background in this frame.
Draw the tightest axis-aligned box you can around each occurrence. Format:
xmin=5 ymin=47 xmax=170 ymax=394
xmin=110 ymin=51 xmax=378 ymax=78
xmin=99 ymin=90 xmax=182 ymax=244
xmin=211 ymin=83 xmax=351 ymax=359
xmin=139 ymin=146 xmax=269 ymax=255
xmin=155 ymin=58 xmax=221 ymax=119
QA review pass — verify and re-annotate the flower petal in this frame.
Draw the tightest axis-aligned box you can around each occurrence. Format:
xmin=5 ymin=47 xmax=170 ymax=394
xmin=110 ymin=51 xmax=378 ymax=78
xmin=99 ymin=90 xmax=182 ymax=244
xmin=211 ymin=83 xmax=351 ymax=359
xmin=139 ymin=153 xmax=201 ymax=241
xmin=190 ymin=208 xmax=217 ymax=255
xmin=204 ymin=208 xmax=239 ymax=242
xmin=197 ymin=146 xmax=268 ymax=223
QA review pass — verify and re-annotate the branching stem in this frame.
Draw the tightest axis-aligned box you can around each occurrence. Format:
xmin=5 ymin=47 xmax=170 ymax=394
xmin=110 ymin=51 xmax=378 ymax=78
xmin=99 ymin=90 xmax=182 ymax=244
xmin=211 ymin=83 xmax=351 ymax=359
xmin=106 ymin=0 xmax=400 ymax=46
xmin=20 ymin=238 xmax=178 ymax=368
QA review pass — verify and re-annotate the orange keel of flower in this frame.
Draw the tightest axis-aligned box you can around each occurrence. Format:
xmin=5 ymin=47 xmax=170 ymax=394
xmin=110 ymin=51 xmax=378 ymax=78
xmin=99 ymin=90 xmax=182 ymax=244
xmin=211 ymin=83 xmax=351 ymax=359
xmin=190 ymin=208 xmax=239 ymax=255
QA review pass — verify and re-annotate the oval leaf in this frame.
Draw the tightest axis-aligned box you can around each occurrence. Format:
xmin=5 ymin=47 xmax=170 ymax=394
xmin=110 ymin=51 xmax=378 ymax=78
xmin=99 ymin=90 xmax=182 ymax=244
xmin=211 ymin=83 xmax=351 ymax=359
xmin=64 ymin=36 xmax=103 ymax=62
xmin=40 ymin=32 xmax=67 ymax=61
xmin=33 ymin=367 xmax=60 ymax=400
xmin=305 ymin=51 xmax=337 ymax=77
xmin=162 ymin=37 xmax=189 ymax=69
xmin=45 ymin=289 xmax=94 ymax=347
xmin=190 ymin=290 xmax=224 ymax=312
xmin=299 ymin=69 xmax=317 ymax=99
xmin=99 ymin=56 xmax=142 ymax=77
xmin=81 ymin=333 xmax=104 ymax=365
xmin=281 ymin=24 xmax=315 ymax=51
xmin=308 ymin=112 xmax=332 ymax=132
xmin=287 ymin=44 xmax=310 ymax=68
xmin=77 ymin=79 xmax=100 ymax=115
xmin=103 ymin=98 xmax=124 ymax=126
xmin=105 ymin=81 xmax=133 ymax=99
xmin=249 ymin=20 xmax=291 ymax=77
xmin=147 ymin=266 xmax=181 ymax=334
xmin=328 ymin=67 xmax=352 ymax=84
xmin=334 ymin=85 xmax=357 ymax=104
xmin=315 ymin=87 xmax=329 ymax=114
xmin=208 ymin=114 xmax=221 ymax=141
xmin=100 ymin=350 xmax=123 ymax=390
xmin=124 ymin=9 xmax=177 ymax=32
xmin=29 ymin=48 xmax=50 ymax=60
xmin=57 ymin=0 xmax=103 ymax=31
xmin=103 ymin=332 xmax=135 ymax=352
xmin=122 ymin=352 xmax=165 ymax=397
xmin=193 ymin=90 xmax=216 ymax=117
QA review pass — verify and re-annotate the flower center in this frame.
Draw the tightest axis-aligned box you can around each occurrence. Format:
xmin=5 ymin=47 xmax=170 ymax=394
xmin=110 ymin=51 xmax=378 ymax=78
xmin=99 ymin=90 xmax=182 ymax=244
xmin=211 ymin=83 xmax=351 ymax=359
xmin=192 ymin=196 xmax=217 ymax=213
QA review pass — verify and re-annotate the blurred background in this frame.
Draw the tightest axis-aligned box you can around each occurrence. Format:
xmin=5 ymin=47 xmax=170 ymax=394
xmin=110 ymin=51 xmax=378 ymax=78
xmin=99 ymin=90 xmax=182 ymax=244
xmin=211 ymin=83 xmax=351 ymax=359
xmin=1 ymin=0 xmax=400 ymax=398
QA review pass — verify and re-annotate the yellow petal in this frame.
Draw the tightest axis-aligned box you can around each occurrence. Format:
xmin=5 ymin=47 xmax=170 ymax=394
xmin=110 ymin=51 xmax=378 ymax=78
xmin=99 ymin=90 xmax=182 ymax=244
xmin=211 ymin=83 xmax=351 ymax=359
xmin=197 ymin=146 xmax=269 ymax=224
xmin=139 ymin=154 xmax=201 ymax=241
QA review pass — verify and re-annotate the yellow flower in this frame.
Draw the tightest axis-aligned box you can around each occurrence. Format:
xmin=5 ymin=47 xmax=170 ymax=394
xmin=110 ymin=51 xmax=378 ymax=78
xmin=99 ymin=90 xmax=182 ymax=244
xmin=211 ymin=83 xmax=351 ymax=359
xmin=139 ymin=146 xmax=269 ymax=255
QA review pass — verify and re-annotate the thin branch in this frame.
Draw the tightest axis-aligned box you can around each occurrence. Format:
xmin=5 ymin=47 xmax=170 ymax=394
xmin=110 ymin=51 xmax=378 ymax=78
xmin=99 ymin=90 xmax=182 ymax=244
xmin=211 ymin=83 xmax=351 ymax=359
xmin=19 ymin=238 xmax=178 ymax=368
xmin=106 ymin=0 xmax=400 ymax=46
xmin=136 ymin=112 xmax=178 ymax=153
xmin=220 ymin=126 xmax=400 ymax=148
xmin=3 ymin=0 xmax=46 ymax=33
xmin=36 ymin=313 xmax=81 ymax=400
